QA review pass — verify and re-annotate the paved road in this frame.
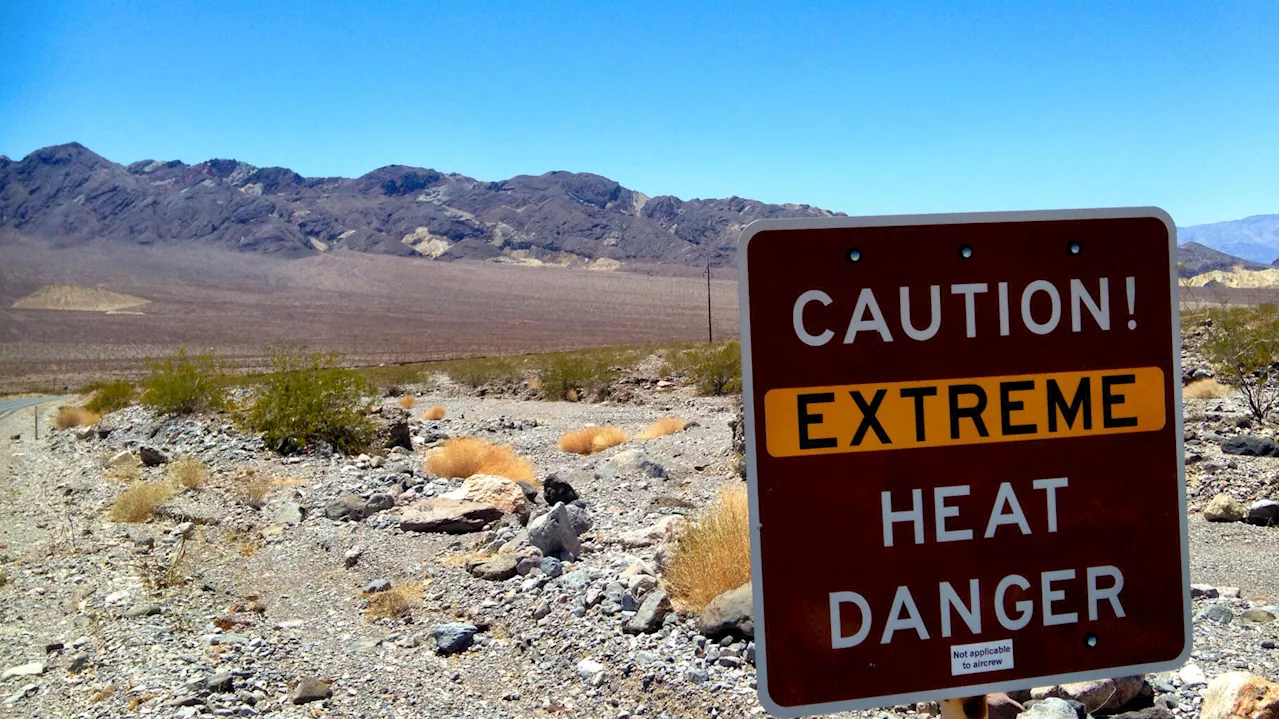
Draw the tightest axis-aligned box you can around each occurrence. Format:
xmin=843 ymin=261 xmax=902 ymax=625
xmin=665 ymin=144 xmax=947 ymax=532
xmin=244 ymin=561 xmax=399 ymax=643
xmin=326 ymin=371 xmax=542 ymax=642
xmin=0 ymin=395 xmax=74 ymax=422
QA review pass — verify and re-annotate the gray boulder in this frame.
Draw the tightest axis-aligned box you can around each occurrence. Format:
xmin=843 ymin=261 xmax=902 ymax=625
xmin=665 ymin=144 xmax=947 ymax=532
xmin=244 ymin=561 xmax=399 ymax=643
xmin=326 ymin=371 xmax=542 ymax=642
xmin=325 ymin=494 xmax=366 ymax=522
xmin=364 ymin=493 xmax=395 ymax=515
xmin=595 ymin=449 xmax=667 ymax=482
xmin=1196 ymin=604 xmax=1234 ymax=624
xmin=1030 ymin=676 xmax=1146 ymax=714
xmin=528 ymin=503 xmax=581 ymax=559
xmin=1246 ymin=499 xmax=1279 ymax=526
xmin=138 ymin=446 xmax=169 ymax=467
xmin=1220 ymin=436 xmax=1279 ymax=457
xmin=204 ymin=672 xmax=233 ymax=693
xmin=699 ymin=583 xmax=753 ymax=640
xmin=290 ymin=677 xmax=332 ymax=705
xmin=565 ymin=503 xmax=593 ymax=535
xmin=431 ymin=623 xmax=478 ymax=655
xmin=539 ymin=556 xmax=564 ymax=578
xmin=399 ymin=499 xmax=504 ymax=534
xmin=623 ymin=589 xmax=671 ymax=634
xmin=470 ymin=555 xmax=518 ymax=581
xmin=1019 ymin=698 xmax=1083 ymax=719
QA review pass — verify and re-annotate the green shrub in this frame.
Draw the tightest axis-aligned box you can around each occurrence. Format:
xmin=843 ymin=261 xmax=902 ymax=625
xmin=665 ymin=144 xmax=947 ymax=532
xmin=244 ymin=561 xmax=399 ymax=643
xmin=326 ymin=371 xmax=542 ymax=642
xmin=662 ymin=341 xmax=742 ymax=396
xmin=85 ymin=380 xmax=135 ymax=414
xmin=247 ymin=350 xmax=375 ymax=454
xmin=536 ymin=351 xmax=616 ymax=400
xmin=441 ymin=357 xmax=522 ymax=388
xmin=140 ymin=348 xmax=228 ymax=415
xmin=1203 ymin=304 xmax=1278 ymax=422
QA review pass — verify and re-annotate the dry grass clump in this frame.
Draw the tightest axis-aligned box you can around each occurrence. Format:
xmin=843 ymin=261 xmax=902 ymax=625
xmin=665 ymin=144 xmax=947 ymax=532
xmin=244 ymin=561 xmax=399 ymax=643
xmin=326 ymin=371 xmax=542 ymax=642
xmin=231 ymin=467 xmax=275 ymax=508
xmin=421 ymin=405 xmax=446 ymax=420
xmin=106 ymin=459 xmax=143 ymax=483
xmin=398 ymin=395 xmax=417 ymax=409
xmin=1184 ymin=378 xmax=1233 ymax=400
xmin=55 ymin=406 xmax=101 ymax=429
xmin=638 ymin=417 xmax=688 ymax=441
xmin=109 ymin=481 xmax=176 ymax=523
xmin=169 ymin=455 xmax=208 ymax=489
xmin=365 ymin=584 xmax=424 ymax=620
xmin=663 ymin=486 xmax=750 ymax=611
xmin=557 ymin=426 xmax=630 ymax=455
xmin=426 ymin=437 xmax=535 ymax=483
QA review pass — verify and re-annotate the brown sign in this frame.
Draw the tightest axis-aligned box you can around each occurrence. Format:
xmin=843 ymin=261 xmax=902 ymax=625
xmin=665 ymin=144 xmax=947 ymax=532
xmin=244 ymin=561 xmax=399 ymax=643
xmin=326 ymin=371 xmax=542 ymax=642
xmin=738 ymin=209 xmax=1188 ymax=715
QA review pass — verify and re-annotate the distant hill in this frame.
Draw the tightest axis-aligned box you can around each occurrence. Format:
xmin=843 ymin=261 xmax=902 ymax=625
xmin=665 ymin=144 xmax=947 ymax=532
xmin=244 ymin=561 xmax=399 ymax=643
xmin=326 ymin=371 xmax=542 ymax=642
xmin=1178 ymin=214 xmax=1278 ymax=264
xmin=1177 ymin=241 xmax=1271 ymax=278
xmin=0 ymin=143 xmax=837 ymax=268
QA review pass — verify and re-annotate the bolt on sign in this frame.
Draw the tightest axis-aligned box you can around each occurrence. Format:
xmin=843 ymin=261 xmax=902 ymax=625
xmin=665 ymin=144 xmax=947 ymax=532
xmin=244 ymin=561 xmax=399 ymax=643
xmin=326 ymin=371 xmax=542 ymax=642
xmin=737 ymin=209 xmax=1188 ymax=715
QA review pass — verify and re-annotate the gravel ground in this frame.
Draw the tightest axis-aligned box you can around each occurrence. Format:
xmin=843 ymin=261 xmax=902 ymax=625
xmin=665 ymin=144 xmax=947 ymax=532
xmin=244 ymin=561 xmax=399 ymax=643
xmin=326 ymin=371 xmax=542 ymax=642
xmin=0 ymin=367 xmax=1275 ymax=719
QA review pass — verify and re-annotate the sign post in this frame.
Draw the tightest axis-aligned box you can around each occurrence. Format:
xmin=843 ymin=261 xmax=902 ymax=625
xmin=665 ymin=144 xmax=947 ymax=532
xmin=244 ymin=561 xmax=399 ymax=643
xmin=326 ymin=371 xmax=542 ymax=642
xmin=738 ymin=209 xmax=1188 ymax=716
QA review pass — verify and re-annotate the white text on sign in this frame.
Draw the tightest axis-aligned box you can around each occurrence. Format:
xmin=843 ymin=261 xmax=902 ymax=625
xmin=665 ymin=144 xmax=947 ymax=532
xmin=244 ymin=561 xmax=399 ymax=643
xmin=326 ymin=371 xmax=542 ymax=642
xmin=828 ymin=477 xmax=1127 ymax=648
xmin=791 ymin=277 xmax=1140 ymax=346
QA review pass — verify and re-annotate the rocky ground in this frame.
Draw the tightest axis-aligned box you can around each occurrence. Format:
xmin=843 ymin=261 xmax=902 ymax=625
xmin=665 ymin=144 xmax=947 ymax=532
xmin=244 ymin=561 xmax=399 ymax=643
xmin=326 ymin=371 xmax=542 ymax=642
xmin=0 ymin=357 xmax=1276 ymax=719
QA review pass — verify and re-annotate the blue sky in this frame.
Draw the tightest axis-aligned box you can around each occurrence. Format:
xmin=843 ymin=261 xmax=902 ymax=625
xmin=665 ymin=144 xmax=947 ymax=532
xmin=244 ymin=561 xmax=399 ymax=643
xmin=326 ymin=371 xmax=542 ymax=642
xmin=1 ymin=1 xmax=1276 ymax=226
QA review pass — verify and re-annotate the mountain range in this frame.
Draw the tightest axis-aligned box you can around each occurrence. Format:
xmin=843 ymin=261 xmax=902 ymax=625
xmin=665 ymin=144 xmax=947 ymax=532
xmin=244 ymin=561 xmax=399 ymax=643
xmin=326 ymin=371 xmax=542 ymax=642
xmin=1177 ymin=214 xmax=1278 ymax=265
xmin=0 ymin=143 xmax=836 ymax=268
xmin=0 ymin=143 xmax=1273 ymax=274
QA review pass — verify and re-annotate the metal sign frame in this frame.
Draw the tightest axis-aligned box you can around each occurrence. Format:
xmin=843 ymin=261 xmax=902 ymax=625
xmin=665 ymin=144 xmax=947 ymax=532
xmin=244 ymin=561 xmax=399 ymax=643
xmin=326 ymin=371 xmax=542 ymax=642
xmin=737 ymin=208 xmax=1189 ymax=716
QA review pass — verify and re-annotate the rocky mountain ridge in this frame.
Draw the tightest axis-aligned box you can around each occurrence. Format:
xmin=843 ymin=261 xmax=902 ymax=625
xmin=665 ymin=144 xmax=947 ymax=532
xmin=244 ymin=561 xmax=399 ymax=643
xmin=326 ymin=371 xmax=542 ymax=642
xmin=1 ymin=143 xmax=1273 ymax=274
xmin=0 ymin=143 xmax=837 ymax=267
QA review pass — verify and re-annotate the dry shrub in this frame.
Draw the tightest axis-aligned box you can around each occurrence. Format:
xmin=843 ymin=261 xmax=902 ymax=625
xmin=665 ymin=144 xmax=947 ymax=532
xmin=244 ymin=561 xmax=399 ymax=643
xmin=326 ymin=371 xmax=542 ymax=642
xmin=109 ymin=482 xmax=176 ymax=523
xmin=1183 ymin=378 xmax=1233 ymax=400
xmin=638 ymin=417 xmax=688 ymax=441
xmin=55 ymin=406 xmax=101 ymax=429
xmin=169 ymin=455 xmax=208 ymax=489
xmin=421 ymin=405 xmax=446 ymax=420
xmin=106 ymin=460 xmax=143 ymax=483
xmin=398 ymin=395 xmax=417 ymax=409
xmin=365 ymin=584 xmax=423 ymax=620
xmin=232 ymin=467 xmax=274 ymax=508
xmin=426 ymin=437 xmax=535 ymax=483
xmin=243 ymin=477 xmax=272 ymax=509
xmin=557 ymin=426 xmax=630 ymax=455
xmin=663 ymin=486 xmax=750 ymax=611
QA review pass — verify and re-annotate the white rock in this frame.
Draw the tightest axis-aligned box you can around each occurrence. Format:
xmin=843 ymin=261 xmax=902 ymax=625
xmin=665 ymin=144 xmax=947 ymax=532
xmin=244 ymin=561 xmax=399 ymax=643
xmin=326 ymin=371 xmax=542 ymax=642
xmin=1178 ymin=663 xmax=1206 ymax=687
xmin=106 ymin=450 xmax=134 ymax=468
xmin=577 ymin=658 xmax=605 ymax=683
xmin=616 ymin=516 xmax=684 ymax=548
xmin=0 ymin=662 xmax=43 ymax=680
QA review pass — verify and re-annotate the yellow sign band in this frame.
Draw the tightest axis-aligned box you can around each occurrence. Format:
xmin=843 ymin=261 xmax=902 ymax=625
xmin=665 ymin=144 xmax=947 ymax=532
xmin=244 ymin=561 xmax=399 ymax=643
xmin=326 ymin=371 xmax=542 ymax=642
xmin=764 ymin=367 xmax=1166 ymax=457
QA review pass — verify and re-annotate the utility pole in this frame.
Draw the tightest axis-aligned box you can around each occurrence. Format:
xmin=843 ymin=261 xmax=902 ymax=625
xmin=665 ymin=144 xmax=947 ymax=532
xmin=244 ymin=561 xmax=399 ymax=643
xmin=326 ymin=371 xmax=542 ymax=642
xmin=706 ymin=260 xmax=713 ymax=343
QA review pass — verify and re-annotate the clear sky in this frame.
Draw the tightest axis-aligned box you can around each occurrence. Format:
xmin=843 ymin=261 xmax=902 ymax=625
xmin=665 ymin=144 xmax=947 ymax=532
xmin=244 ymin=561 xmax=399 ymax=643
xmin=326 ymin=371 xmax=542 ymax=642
xmin=2 ymin=1 xmax=1276 ymax=226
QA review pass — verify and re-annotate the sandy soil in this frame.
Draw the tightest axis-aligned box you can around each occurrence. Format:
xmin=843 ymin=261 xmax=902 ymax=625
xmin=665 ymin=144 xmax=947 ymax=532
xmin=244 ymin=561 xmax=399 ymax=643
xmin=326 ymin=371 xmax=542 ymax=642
xmin=0 ymin=241 xmax=740 ymax=392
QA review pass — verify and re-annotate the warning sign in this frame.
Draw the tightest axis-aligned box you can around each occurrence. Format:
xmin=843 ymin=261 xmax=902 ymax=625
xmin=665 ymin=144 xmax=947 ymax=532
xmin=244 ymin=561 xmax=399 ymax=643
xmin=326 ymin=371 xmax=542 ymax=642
xmin=738 ymin=209 xmax=1189 ymax=715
